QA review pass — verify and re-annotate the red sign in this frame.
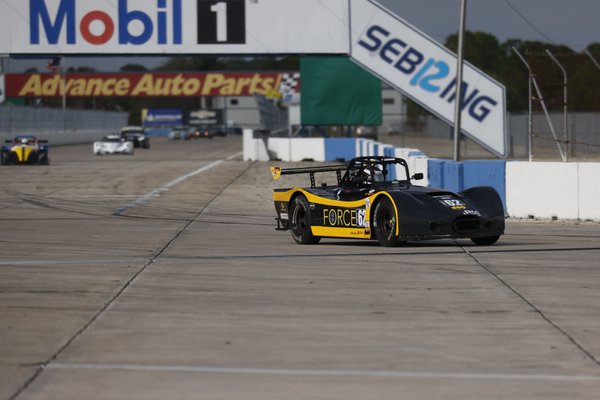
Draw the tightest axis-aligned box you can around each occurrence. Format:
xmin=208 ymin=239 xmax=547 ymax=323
xmin=5 ymin=72 xmax=299 ymax=97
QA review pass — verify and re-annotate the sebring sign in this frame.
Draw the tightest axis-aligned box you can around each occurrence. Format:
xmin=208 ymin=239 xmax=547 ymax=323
xmin=350 ymin=0 xmax=506 ymax=157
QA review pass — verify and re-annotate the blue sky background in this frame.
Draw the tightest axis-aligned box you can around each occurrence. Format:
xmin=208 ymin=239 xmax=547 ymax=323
xmin=3 ymin=0 xmax=598 ymax=72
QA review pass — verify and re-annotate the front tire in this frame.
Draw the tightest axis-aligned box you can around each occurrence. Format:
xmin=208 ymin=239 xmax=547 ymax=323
xmin=373 ymin=197 xmax=404 ymax=247
xmin=289 ymin=196 xmax=320 ymax=244
xmin=471 ymin=235 xmax=500 ymax=246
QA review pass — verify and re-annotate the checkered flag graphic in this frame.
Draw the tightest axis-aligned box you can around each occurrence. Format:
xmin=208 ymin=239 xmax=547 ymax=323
xmin=279 ymin=72 xmax=301 ymax=95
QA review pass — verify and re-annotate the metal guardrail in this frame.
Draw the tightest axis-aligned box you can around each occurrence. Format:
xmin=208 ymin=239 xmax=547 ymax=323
xmin=0 ymin=105 xmax=128 ymax=145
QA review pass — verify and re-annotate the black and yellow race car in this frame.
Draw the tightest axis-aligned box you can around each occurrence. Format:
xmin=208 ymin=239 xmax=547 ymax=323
xmin=271 ymin=156 xmax=504 ymax=247
xmin=1 ymin=135 xmax=49 ymax=165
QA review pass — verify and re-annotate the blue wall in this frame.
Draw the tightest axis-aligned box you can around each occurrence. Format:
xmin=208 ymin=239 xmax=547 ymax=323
xmin=324 ymin=138 xmax=356 ymax=161
xmin=428 ymin=159 xmax=446 ymax=189
xmin=464 ymin=160 xmax=506 ymax=210
xmin=443 ymin=161 xmax=464 ymax=193
xmin=428 ymin=159 xmax=506 ymax=210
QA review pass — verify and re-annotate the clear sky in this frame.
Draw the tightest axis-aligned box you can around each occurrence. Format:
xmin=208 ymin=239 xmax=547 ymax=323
xmin=379 ymin=0 xmax=598 ymax=50
xmin=3 ymin=0 xmax=598 ymax=73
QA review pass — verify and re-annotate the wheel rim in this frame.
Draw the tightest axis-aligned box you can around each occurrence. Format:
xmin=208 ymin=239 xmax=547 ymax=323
xmin=377 ymin=206 xmax=395 ymax=240
xmin=292 ymin=203 xmax=307 ymax=233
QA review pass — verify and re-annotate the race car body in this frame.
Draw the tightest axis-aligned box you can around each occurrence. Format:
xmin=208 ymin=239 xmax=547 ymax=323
xmin=1 ymin=135 xmax=49 ymax=165
xmin=185 ymin=126 xmax=213 ymax=140
xmin=93 ymin=135 xmax=134 ymax=155
xmin=271 ymin=157 xmax=505 ymax=247
xmin=121 ymin=126 xmax=150 ymax=148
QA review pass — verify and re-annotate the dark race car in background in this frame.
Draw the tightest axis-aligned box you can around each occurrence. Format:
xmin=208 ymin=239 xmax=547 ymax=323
xmin=1 ymin=135 xmax=50 ymax=165
xmin=271 ymin=156 xmax=505 ymax=247
xmin=120 ymin=126 xmax=150 ymax=149
xmin=186 ymin=125 xmax=213 ymax=140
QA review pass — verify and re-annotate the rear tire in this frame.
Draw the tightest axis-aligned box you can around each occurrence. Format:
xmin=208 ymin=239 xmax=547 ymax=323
xmin=471 ymin=235 xmax=500 ymax=246
xmin=289 ymin=196 xmax=320 ymax=244
xmin=373 ymin=197 xmax=404 ymax=247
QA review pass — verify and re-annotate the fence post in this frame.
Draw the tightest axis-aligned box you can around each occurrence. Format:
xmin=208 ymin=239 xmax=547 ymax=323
xmin=513 ymin=47 xmax=566 ymax=162
xmin=545 ymin=50 xmax=569 ymax=161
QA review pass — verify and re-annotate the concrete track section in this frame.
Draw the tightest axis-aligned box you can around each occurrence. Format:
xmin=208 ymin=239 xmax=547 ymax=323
xmin=1 ymin=136 xmax=599 ymax=400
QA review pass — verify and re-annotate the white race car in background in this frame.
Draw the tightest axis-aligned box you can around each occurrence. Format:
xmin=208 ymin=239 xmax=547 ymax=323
xmin=93 ymin=135 xmax=134 ymax=155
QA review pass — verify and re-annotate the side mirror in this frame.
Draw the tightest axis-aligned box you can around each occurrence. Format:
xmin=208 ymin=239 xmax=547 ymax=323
xmin=411 ymin=173 xmax=424 ymax=181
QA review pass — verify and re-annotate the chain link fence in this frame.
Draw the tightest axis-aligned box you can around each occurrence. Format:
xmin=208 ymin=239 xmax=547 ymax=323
xmin=528 ymin=112 xmax=600 ymax=161
xmin=253 ymin=94 xmax=288 ymax=135
xmin=379 ymin=111 xmax=600 ymax=161
xmin=0 ymin=105 xmax=128 ymax=145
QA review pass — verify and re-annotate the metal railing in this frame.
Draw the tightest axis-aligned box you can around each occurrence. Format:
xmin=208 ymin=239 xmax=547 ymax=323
xmin=0 ymin=105 xmax=128 ymax=145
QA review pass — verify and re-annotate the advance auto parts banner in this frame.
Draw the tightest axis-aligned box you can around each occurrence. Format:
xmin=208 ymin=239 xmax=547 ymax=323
xmin=6 ymin=72 xmax=294 ymax=97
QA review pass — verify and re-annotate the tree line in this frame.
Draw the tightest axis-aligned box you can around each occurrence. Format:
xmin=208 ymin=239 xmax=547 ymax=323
xmin=444 ymin=31 xmax=600 ymax=113
xmin=22 ymin=31 xmax=600 ymax=120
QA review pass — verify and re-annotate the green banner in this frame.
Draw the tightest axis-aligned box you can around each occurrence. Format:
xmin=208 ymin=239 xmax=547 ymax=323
xmin=301 ymin=56 xmax=381 ymax=125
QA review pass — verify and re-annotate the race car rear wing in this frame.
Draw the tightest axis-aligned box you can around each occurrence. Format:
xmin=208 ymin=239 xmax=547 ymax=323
xmin=271 ymin=164 xmax=347 ymax=188
xmin=4 ymin=140 xmax=48 ymax=144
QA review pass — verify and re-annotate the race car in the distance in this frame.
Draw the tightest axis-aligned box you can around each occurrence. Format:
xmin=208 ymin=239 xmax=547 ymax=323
xmin=1 ymin=135 xmax=49 ymax=165
xmin=120 ymin=126 xmax=150 ymax=149
xmin=271 ymin=156 xmax=505 ymax=247
xmin=93 ymin=135 xmax=134 ymax=155
xmin=185 ymin=125 xmax=213 ymax=140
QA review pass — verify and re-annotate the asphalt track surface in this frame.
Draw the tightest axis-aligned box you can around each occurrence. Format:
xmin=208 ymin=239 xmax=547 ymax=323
xmin=1 ymin=136 xmax=600 ymax=399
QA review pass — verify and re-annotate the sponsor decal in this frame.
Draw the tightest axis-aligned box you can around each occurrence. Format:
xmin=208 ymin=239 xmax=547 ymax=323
xmin=29 ymin=0 xmax=247 ymax=47
xmin=30 ymin=0 xmax=184 ymax=46
xmin=197 ymin=0 xmax=246 ymax=44
xmin=323 ymin=208 xmax=366 ymax=228
xmin=143 ymin=108 xmax=183 ymax=126
xmin=463 ymin=210 xmax=482 ymax=217
xmin=6 ymin=72 xmax=293 ymax=97
xmin=350 ymin=0 xmax=506 ymax=157
xmin=271 ymin=167 xmax=282 ymax=180
xmin=188 ymin=109 xmax=222 ymax=125
xmin=357 ymin=25 xmax=497 ymax=124
xmin=280 ymin=212 xmax=289 ymax=220
xmin=3 ymin=0 xmax=350 ymax=54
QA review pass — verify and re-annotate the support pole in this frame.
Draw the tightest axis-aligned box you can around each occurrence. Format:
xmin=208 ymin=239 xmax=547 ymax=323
xmin=513 ymin=47 xmax=566 ymax=162
xmin=62 ymin=56 xmax=66 ymax=110
xmin=584 ymin=49 xmax=600 ymax=71
xmin=0 ymin=55 xmax=6 ymax=105
xmin=512 ymin=48 xmax=534 ymax=162
xmin=545 ymin=49 xmax=568 ymax=161
xmin=453 ymin=0 xmax=467 ymax=162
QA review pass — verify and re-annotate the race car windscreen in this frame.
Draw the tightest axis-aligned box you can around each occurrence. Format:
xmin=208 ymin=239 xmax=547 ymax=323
xmin=342 ymin=159 xmax=410 ymax=186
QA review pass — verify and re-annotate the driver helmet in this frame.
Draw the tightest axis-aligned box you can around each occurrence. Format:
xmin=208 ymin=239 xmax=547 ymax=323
xmin=361 ymin=165 xmax=384 ymax=183
xmin=373 ymin=165 xmax=384 ymax=182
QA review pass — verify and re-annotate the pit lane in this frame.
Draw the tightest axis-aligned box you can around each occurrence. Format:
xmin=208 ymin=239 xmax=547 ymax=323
xmin=1 ymin=136 xmax=600 ymax=400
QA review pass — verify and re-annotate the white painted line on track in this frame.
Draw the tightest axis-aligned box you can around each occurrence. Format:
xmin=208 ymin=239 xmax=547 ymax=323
xmin=45 ymin=363 xmax=600 ymax=382
xmin=114 ymin=152 xmax=242 ymax=215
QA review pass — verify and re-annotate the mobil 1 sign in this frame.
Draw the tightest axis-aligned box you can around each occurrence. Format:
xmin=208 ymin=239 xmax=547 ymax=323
xmin=0 ymin=0 xmax=348 ymax=54
xmin=350 ymin=0 xmax=506 ymax=157
xmin=197 ymin=0 xmax=245 ymax=44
